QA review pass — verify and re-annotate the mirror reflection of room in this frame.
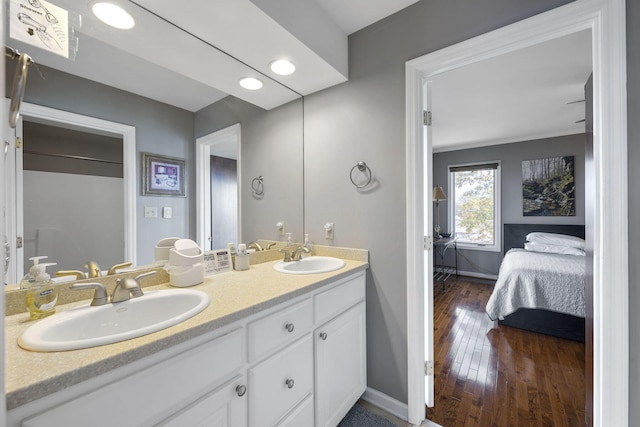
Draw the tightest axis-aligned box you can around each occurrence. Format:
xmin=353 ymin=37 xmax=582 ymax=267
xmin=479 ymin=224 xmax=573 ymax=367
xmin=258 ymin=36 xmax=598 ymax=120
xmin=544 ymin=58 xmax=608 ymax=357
xmin=21 ymin=121 xmax=124 ymax=274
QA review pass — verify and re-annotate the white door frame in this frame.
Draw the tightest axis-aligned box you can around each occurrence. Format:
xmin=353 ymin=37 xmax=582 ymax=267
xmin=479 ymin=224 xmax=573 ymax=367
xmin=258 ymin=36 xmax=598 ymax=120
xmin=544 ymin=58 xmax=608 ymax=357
xmin=405 ymin=0 xmax=628 ymax=425
xmin=195 ymin=123 xmax=241 ymax=251
xmin=4 ymin=101 xmax=137 ymax=283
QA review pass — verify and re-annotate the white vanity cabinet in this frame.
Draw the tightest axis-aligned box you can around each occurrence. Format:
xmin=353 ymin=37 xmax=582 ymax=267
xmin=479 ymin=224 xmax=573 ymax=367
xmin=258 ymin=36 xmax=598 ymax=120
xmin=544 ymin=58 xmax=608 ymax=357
xmin=247 ymin=298 xmax=315 ymax=426
xmin=314 ymin=275 xmax=367 ymax=427
xmin=20 ymin=328 xmax=246 ymax=427
xmin=8 ymin=269 xmax=367 ymax=427
xmin=158 ymin=375 xmax=248 ymax=427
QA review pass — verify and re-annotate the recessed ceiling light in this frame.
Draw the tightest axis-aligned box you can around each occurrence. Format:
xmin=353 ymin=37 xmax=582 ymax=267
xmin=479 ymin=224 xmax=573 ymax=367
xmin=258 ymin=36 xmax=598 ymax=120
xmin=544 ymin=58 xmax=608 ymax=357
xmin=269 ymin=59 xmax=296 ymax=76
xmin=92 ymin=2 xmax=135 ymax=29
xmin=239 ymin=77 xmax=263 ymax=90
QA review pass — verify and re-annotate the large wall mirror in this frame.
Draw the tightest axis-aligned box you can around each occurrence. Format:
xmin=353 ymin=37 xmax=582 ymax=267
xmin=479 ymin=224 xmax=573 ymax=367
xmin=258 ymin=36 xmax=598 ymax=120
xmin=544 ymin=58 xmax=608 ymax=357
xmin=3 ymin=0 xmax=303 ymax=285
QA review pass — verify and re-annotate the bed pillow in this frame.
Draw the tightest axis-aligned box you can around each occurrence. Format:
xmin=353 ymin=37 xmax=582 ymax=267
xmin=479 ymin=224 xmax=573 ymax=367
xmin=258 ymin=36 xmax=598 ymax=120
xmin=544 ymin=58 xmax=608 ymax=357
xmin=525 ymin=232 xmax=585 ymax=250
xmin=524 ymin=241 xmax=585 ymax=256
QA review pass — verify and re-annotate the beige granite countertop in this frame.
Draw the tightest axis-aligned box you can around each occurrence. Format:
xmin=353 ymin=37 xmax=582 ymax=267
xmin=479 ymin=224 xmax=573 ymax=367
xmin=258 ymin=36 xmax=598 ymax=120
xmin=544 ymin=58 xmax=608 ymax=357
xmin=5 ymin=248 xmax=368 ymax=410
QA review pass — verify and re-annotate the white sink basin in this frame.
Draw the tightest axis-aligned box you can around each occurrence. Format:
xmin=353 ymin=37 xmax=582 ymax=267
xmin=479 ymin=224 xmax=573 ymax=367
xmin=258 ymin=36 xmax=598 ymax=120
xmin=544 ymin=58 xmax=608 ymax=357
xmin=18 ymin=289 xmax=210 ymax=352
xmin=273 ymin=256 xmax=345 ymax=275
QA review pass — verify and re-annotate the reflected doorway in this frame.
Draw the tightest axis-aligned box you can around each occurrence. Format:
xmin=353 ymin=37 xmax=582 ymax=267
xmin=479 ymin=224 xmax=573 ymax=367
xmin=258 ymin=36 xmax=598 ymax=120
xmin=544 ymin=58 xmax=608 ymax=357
xmin=209 ymin=154 xmax=238 ymax=249
xmin=3 ymin=101 xmax=137 ymax=285
xmin=22 ymin=121 xmax=124 ymax=273
xmin=196 ymin=123 xmax=241 ymax=251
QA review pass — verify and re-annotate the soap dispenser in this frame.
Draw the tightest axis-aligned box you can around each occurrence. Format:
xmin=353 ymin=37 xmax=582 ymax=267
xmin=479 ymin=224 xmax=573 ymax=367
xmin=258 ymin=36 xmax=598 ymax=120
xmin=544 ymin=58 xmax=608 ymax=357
xmin=302 ymin=234 xmax=312 ymax=255
xmin=22 ymin=257 xmax=58 ymax=320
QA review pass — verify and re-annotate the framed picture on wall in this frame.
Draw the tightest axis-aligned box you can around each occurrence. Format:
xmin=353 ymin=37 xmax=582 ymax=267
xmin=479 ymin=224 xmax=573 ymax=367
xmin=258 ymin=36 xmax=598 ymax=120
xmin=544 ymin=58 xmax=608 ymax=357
xmin=522 ymin=155 xmax=575 ymax=216
xmin=142 ymin=152 xmax=186 ymax=197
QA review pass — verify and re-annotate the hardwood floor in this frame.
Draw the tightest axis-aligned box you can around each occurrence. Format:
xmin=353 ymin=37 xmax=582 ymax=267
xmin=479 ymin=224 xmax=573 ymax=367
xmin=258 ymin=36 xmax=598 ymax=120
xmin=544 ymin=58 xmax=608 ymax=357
xmin=426 ymin=277 xmax=586 ymax=427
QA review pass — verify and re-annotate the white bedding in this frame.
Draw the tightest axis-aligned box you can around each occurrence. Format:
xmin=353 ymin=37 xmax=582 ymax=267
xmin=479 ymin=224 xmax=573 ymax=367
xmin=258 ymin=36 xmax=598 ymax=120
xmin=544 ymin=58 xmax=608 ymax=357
xmin=486 ymin=248 xmax=586 ymax=321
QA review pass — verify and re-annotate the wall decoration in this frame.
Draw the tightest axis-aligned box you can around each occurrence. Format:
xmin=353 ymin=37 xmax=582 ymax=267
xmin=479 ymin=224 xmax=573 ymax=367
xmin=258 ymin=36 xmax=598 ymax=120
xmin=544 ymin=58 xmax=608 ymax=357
xmin=522 ymin=156 xmax=575 ymax=216
xmin=142 ymin=152 xmax=186 ymax=197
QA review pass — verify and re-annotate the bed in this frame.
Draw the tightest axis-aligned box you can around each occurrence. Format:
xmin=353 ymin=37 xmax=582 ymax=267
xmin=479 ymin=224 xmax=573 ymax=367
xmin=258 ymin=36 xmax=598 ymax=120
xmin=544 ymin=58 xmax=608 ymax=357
xmin=486 ymin=224 xmax=586 ymax=342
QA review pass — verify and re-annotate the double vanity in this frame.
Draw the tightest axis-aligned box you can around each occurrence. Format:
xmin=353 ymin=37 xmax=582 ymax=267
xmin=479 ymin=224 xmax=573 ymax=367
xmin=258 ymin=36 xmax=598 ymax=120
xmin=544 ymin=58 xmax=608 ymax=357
xmin=5 ymin=248 xmax=368 ymax=427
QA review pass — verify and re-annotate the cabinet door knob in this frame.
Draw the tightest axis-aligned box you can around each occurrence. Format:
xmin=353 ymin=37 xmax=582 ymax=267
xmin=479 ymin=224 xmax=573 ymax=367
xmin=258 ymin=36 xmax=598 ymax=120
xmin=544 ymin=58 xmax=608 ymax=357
xmin=319 ymin=332 xmax=328 ymax=340
xmin=236 ymin=384 xmax=247 ymax=397
xmin=285 ymin=378 xmax=295 ymax=389
xmin=285 ymin=323 xmax=295 ymax=333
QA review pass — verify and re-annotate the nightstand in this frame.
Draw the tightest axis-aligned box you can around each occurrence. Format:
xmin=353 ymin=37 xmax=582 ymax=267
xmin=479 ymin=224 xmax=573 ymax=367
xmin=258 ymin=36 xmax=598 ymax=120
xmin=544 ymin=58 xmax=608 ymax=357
xmin=433 ymin=236 xmax=458 ymax=291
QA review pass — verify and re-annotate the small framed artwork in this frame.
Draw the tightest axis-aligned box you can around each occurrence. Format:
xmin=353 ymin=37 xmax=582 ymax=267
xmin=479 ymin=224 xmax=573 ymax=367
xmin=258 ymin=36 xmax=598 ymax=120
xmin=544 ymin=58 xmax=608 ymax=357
xmin=142 ymin=152 xmax=186 ymax=197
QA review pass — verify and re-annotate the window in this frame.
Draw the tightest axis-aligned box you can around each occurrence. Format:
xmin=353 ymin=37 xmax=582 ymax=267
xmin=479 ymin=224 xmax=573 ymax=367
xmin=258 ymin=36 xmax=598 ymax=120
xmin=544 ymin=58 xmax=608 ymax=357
xmin=448 ymin=162 xmax=501 ymax=251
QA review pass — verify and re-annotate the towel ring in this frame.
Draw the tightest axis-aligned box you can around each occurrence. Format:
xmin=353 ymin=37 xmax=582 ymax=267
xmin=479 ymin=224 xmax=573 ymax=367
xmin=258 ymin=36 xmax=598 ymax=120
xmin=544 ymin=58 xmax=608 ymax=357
xmin=350 ymin=161 xmax=372 ymax=189
xmin=8 ymin=51 xmax=33 ymax=128
xmin=252 ymin=176 xmax=264 ymax=196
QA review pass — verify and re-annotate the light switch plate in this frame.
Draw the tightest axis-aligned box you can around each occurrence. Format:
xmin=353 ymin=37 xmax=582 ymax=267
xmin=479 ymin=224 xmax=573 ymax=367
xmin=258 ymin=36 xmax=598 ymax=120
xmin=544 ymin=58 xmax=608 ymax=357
xmin=144 ymin=207 xmax=158 ymax=218
xmin=324 ymin=222 xmax=334 ymax=240
xmin=163 ymin=207 xmax=172 ymax=219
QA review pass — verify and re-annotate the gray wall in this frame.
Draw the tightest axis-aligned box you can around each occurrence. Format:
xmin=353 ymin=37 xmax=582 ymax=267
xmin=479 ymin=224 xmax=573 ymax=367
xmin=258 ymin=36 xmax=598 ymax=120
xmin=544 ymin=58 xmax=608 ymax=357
xmin=303 ymin=0 xmax=574 ymax=403
xmin=6 ymin=62 xmax=195 ymax=265
xmin=195 ymin=96 xmax=304 ymax=245
xmin=433 ymin=134 xmax=586 ymax=277
xmin=627 ymin=0 xmax=639 ymax=419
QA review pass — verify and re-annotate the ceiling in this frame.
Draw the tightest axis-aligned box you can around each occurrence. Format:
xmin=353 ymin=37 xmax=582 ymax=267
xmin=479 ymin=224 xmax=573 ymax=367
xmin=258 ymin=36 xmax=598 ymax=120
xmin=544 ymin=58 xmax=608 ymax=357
xmin=430 ymin=30 xmax=593 ymax=152
xmin=7 ymin=0 xmax=591 ymax=150
xmin=8 ymin=0 xmax=417 ymax=111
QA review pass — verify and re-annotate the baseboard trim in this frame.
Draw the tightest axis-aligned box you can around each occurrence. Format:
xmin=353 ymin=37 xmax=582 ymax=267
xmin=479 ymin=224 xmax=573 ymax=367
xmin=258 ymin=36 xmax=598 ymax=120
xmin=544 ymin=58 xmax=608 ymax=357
xmin=361 ymin=388 xmax=445 ymax=426
xmin=361 ymin=387 xmax=408 ymax=421
xmin=456 ymin=270 xmax=498 ymax=281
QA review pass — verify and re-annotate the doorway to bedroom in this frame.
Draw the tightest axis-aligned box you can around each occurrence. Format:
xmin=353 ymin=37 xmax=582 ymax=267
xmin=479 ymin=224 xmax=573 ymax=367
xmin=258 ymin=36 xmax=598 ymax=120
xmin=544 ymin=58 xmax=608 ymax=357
xmin=425 ymin=30 xmax=592 ymax=425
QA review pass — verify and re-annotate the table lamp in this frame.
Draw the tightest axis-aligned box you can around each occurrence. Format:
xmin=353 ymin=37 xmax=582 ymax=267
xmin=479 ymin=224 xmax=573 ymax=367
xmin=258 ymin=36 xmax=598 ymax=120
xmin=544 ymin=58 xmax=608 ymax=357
xmin=433 ymin=186 xmax=447 ymax=238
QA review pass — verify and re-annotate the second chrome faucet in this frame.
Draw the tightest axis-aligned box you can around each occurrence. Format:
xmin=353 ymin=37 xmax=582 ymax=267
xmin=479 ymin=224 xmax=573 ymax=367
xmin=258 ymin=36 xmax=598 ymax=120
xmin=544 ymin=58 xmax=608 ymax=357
xmin=70 ymin=271 xmax=157 ymax=305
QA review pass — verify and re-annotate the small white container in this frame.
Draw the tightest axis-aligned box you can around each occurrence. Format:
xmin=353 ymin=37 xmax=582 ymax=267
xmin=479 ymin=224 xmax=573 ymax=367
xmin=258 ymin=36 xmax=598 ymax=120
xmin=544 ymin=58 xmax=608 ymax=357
xmin=168 ymin=239 xmax=204 ymax=287
xmin=235 ymin=244 xmax=250 ymax=271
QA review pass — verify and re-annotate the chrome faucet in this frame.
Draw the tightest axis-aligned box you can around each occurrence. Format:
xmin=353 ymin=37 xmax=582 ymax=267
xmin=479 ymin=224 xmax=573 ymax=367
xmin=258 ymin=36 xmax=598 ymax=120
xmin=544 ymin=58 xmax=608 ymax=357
xmin=56 ymin=270 xmax=87 ymax=280
xmin=111 ymin=271 xmax=156 ymax=303
xmin=248 ymin=241 xmax=263 ymax=251
xmin=108 ymin=261 xmax=132 ymax=275
xmin=85 ymin=261 xmax=102 ymax=278
xmin=55 ymin=260 xmax=103 ymax=280
xmin=280 ymin=246 xmax=311 ymax=262
xmin=291 ymin=246 xmax=311 ymax=261
xmin=69 ymin=282 xmax=109 ymax=306
xmin=279 ymin=248 xmax=292 ymax=262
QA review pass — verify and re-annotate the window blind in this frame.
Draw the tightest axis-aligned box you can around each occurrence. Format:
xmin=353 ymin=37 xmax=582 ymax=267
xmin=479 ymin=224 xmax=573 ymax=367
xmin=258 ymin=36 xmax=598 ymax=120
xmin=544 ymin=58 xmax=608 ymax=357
xmin=448 ymin=162 xmax=499 ymax=173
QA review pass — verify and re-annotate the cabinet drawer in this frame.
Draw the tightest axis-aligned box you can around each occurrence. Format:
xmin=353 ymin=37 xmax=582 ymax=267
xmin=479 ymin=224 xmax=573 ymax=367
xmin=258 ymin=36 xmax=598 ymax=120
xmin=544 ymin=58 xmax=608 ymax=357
xmin=315 ymin=272 xmax=365 ymax=325
xmin=249 ymin=334 xmax=313 ymax=427
xmin=158 ymin=375 xmax=247 ymax=427
xmin=22 ymin=329 xmax=244 ymax=427
xmin=248 ymin=298 xmax=313 ymax=362
xmin=277 ymin=394 xmax=314 ymax=427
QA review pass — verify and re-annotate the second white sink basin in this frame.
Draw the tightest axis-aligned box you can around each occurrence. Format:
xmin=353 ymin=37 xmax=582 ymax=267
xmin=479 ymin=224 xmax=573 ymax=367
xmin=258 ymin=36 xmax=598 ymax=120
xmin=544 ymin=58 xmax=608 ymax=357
xmin=18 ymin=289 xmax=210 ymax=352
xmin=273 ymin=256 xmax=345 ymax=275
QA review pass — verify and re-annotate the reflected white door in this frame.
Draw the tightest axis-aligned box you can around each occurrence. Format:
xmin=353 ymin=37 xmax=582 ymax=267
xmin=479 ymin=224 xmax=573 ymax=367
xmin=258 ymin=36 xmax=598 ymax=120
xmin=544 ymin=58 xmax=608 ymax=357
xmin=3 ymin=115 xmax=23 ymax=284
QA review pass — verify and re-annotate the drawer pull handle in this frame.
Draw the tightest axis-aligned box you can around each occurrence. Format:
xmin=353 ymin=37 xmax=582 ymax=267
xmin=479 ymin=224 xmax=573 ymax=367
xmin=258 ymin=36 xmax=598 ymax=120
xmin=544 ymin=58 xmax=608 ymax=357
xmin=285 ymin=323 xmax=295 ymax=333
xmin=285 ymin=378 xmax=295 ymax=389
xmin=236 ymin=385 xmax=247 ymax=397
xmin=320 ymin=332 xmax=328 ymax=341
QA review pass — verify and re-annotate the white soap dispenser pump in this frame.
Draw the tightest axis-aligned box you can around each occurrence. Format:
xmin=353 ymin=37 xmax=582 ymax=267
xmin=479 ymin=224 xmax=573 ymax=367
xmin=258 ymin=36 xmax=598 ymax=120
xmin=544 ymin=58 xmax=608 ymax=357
xmin=23 ymin=258 xmax=58 ymax=320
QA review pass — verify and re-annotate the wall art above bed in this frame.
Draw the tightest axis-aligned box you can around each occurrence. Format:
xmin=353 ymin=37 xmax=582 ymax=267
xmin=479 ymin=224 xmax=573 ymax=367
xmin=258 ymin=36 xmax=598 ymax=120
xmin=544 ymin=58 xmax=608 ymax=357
xmin=522 ymin=155 xmax=575 ymax=216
